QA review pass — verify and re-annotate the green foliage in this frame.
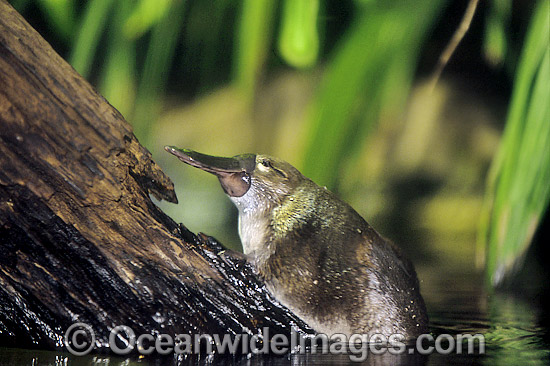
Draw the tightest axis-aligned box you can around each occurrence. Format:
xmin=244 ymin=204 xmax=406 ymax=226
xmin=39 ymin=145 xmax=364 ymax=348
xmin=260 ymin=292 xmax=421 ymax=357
xmin=299 ymin=1 xmax=447 ymax=189
xmin=478 ymin=0 xmax=550 ymax=287
xmin=36 ymin=0 xmax=75 ymax=41
xmin=131 ymin=0 xmax=186 ymax=145
xmin=123 ymin=0 xmax=172 ymax=39
xmin=233 ymin=0 xmax=277 ymax=101
xmin=483 ymin=0 xmax=510 ymax=66
xmin=278 ymin=0 xmax=320 ymax=68
xmin=69 ymin=0 xmax=115 ymax=78
xmin=98 ymin=0 xmax=137 ymax=119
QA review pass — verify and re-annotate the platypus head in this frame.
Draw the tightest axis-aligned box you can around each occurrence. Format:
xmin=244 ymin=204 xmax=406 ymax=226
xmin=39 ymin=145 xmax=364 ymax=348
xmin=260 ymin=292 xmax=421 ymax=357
xmin=165 ymin=147 xmax=310 ymax=254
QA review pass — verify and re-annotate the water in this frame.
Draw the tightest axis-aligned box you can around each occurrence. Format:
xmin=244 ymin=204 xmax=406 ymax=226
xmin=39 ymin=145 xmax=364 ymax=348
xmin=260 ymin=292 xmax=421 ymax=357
xmin=420 ymin=266 xmax=549 ymax=366
xmin=1 ymin=265 xmax=548 ymax=365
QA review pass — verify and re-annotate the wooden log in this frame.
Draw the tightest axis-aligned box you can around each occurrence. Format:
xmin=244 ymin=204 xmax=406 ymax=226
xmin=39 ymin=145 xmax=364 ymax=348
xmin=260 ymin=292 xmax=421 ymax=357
xmin=0 ymin=0 xmax=311 ymax=351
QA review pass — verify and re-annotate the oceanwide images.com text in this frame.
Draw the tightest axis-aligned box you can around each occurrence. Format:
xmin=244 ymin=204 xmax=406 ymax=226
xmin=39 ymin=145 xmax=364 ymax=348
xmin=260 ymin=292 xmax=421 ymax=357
xmin=65 ymin=323 xmax=485 ymax=362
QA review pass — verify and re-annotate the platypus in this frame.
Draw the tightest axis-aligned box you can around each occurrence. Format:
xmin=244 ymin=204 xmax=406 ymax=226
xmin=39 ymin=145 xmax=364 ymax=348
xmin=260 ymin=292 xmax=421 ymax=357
xmin=165 ymin=147 xmax=428 ymax=339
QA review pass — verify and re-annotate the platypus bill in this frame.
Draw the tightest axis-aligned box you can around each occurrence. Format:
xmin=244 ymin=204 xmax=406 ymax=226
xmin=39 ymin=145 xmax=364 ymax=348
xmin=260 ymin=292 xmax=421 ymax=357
xmin=165 ymin=146 xmax=428 ymax=340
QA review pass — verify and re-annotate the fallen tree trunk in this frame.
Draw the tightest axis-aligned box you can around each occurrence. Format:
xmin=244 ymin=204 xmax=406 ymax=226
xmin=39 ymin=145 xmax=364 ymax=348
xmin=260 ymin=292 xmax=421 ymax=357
xmin=0 ymin=0 xmax=311 ymax=352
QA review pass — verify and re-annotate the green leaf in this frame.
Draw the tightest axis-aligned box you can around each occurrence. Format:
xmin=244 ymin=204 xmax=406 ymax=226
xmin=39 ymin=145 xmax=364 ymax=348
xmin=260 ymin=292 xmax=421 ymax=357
xmin=123 ymin=0 xmax=173 ymax=39
xmin=233 ymin=0 xmax=277 ymax=102
xmin=69 ymin=0 xmax=116 ymax=78
xmin=131 ymin=0 xmax=186 ymax=146
xmin=98 ymin=0 xmax=137 ymax=119
xmin=483 ymin=0 xmax=511 ymax=66
xmin=478 ymin=0 xmax=550 ymax=287
xmin=36 ymin=0 xmax=75 ymax=41
xmin=299 ymin=1 xmax=447 ymax=189
xmin=278 ymin=0 xmax=320 ymax=69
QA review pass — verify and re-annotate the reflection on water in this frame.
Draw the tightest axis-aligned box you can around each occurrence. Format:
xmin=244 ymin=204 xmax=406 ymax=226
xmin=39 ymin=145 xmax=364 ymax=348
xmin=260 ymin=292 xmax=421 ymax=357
xmin=0 ymin=265 xmax=548 ymax=365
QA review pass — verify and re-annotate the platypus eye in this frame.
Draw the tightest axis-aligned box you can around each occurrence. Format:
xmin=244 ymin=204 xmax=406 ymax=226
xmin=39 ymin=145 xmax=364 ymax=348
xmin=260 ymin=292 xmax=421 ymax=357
xmin=258 ymin=159 xmax=287 ymax=178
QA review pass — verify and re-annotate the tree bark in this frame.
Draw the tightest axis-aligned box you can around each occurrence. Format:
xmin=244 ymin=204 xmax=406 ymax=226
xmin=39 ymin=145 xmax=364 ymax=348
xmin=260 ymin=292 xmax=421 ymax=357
xmin=0 ymin=0 xmax=311 ymax=351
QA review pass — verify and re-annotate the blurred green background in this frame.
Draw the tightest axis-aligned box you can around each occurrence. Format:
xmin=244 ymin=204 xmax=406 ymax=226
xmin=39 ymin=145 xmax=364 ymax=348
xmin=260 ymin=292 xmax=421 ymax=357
xmin=10 ymin=0 xmax=548 ymax=292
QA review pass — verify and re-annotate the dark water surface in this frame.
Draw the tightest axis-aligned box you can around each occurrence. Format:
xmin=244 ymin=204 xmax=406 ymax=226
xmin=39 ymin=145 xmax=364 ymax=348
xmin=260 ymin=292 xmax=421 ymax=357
xmin=1 ymin=265 xmax=548 ymax=365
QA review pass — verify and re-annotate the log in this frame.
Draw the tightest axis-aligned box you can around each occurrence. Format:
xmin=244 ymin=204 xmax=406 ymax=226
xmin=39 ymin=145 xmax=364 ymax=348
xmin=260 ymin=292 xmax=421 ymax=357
xmin=0 ymin=0 xmax=312 ymax=352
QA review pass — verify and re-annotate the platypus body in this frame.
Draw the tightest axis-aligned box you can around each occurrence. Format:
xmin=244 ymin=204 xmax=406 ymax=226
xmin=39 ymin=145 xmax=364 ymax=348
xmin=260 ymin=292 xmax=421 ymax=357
xmin=166 ymin=147 xmax=428 ymax=339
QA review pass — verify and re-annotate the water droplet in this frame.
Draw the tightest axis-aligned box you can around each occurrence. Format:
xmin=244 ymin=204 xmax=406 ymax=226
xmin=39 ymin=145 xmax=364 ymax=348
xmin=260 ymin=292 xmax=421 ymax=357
xmin=153 ymin=312 xmax=165 ymax=324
